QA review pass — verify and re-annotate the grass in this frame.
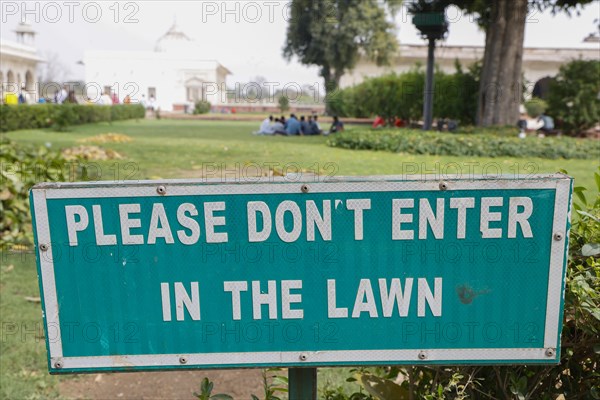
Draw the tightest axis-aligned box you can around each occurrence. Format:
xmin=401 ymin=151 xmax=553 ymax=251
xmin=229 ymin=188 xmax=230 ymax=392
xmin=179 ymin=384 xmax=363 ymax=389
xmin=0 ymin=252 xmax=61 ymax=400
xmin=5 ymin=119 xmax=597 ymax=190
xmin=2 ymin=119 xmax=598 ymax=398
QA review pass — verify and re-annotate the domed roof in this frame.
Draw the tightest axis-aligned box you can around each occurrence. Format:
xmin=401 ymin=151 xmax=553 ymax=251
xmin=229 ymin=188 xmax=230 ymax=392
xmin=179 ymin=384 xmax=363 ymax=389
xmin=154 ymin=22 xmax=196 ymax=53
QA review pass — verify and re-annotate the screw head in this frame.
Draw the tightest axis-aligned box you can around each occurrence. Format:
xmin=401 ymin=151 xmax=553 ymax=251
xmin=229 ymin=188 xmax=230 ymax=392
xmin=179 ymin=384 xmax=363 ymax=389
xmin=39 ymin=243 xmax=49 ymax=252
xmin=418 ymin=351 xmax=427 ymax=360
xmin=553 ymin=232 xmax=563 ymax=241
xmin=439 ymin=181 xmax=448 ymax=191
xmin=54 ymin=361 xmax=63 ymax=369
xmin=157 ymin=185 xmax=167 ymax=195
xmin=545 ymin=348 xmax=555 ymax=357
xmin=299 ymin=353 xmax=308 ymax=361
xmin=179 ymin=356 xmax=187 ymax=364
xmin=300 ymin=184 xmax=309 ymax=193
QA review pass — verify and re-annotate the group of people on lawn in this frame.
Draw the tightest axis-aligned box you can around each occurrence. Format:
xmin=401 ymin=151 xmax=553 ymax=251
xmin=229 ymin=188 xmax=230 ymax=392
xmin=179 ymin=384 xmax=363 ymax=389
xmin=255 ymin=114 xmax=344 ymax=136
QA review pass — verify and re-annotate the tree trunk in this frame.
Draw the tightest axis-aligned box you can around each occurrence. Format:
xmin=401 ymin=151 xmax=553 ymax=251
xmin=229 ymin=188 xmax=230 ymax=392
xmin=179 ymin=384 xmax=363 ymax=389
xmin=477 ymin=0 xmax=527 ymax=126
xmin=323 ymin=66 xmax=343 ymax=116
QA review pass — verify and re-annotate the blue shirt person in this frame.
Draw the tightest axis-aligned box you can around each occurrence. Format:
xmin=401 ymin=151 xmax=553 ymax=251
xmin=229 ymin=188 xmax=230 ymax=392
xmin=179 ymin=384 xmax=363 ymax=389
xmin=285 ymin=114 xmax=301 ymax=135
xmin=300 ymin=116 xmax=310 ymax=135
xmin=329 ymin=116 xmax=344 ymax=134
xmin=309 ymin=115 xmax=322 ymax=135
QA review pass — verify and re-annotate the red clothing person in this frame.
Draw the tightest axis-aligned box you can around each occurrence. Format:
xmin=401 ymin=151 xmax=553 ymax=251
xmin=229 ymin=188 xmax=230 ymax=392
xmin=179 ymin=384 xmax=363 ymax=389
xmin=372 ymin=115 xmax=385 ymax=128
xmin=394 ymin=117 xmax=405 ymax=128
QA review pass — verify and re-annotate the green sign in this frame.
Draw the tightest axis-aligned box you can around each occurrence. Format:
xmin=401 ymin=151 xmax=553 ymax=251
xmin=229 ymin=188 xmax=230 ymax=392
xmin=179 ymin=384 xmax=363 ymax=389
xmin=30 ymin=175 xmax=572 ymax=373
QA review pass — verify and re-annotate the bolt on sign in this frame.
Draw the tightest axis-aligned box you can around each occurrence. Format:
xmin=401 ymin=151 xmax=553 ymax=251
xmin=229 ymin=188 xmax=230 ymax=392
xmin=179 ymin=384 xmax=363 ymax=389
xmin=30 ymin=174 xmax=572 ymax=373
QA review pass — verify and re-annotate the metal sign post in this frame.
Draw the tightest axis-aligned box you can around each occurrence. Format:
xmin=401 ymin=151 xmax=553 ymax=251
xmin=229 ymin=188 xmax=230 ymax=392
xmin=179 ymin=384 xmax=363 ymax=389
xmin=289 ymin=368 xmax=317 ymax=400
xmin=30 ymin=174 xmax=572 ymax=375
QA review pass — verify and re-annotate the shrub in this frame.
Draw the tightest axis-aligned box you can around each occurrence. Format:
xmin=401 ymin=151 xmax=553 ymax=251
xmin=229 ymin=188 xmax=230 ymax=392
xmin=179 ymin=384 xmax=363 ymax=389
xmin=327 ymin=63 xmax=479 ymax=125
xmin=193 ymin=100 xmax=211 ymax=115
xmin=327 ymin=128 xmax=600 ymax=159
xmin=457 ymin=125 xmax=518 ymax=136
xmin=524 ymin=97 xmax=548 ymax=117
xmin=0 ymin=104 xmax=52 ymax=132
xmin=434 ymin=61 xmax=480 ymax=124
xmin=362 ymin=70 xmax=425 ymax=123
xmin=325 ymin=88 xmax=350 ymax=118
xmin=0 ymin=137 xmax=88 ymax=249
xmin=52 ymin=104 xmax=78 ymax=131
xmin=547 ymin=60 xmax=600 ymax=134
xmin=0 ymin=104 xmax=145 ymax=132
xmin=110 ymin=104 xmax=144 ymax=121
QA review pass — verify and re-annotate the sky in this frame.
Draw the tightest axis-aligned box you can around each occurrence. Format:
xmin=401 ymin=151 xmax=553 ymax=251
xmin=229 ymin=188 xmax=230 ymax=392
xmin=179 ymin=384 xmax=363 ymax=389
xmin=1 ymin=0 xmax=599 ymax=85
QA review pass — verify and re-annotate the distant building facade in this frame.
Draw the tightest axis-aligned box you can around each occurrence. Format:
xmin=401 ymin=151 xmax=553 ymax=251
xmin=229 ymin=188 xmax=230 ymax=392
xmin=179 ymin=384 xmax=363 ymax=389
xmin=84 ymin=23 xmax=231 ymax=111
xmin=0 ymin=21 xmax=43 ymax=102
xmin=341 ymin=44 xmax=599 ymax=91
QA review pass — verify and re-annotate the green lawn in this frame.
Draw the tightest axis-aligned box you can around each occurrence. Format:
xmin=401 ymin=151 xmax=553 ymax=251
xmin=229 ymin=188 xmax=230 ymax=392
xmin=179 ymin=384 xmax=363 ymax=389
xmin=1 ymin=253 xmax=62 ymax=400
xmin=5 ymin=119 xmax=597 ymax=190
xmin=2 ymin=119 xmax=598 ymax=398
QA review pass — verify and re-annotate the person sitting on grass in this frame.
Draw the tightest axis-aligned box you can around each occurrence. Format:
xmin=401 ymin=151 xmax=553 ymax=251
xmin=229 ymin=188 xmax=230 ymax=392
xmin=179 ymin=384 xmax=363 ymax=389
xmin=517 ymin=112 xmax=529 ymax=138
xmin=286 ymin=114 xmax=301 ymax=135
xmin=312 ymin=115 xmax=323 ymax=134
xmin=327 ymin=116 xmax=344 ymax=134
xmin=394 ymin=117 xmax=405 ymax=128
xmin=373 ymin=115 xmax=385 ymax=129
xmin=307 ymin=116 xmax=319 ymax=135
xmin=537 ymin=112 xmax=555 ymax=136
xmin=272 ymin=118 xmax=287 ymax=135
xmin=254 ymin=115 xmax=274 ymax=135
xmin=300 ymin=116 xmax=310 ymax=135
xmin=447 ymin=119 xmax=458 ymax=132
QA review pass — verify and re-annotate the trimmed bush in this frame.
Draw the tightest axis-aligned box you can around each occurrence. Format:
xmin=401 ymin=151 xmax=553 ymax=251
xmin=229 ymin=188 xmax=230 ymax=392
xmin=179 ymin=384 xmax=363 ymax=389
xmin=193 ymin=100 xmax=211 ymax=115
xmin=327 ymin=63 xmax=480 ymax=125
xmin=327 ymin=128 xmax=600 ymax=159
xmin=524 ymin=98 xmax=548 ymax=118
xmin=547 ymin=60 xmax=600 ymax=134
xmin=0 ymin=104 xmax=145 ymax=132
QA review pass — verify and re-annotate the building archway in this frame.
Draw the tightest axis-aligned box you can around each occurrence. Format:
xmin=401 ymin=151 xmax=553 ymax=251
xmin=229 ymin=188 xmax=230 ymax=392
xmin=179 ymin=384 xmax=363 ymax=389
xmin=6 ymin=70 xmax=16 ymax=93
xmin=25 ymin=70 xmax=34 ymax=91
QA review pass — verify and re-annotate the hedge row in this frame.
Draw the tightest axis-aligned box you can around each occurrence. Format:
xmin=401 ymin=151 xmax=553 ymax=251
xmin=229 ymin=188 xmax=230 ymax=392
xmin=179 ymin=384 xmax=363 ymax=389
xmin=327 ymin=129 xmax=600 ymax=159
xmin=0 ymin=104 xmax=145 ymax=132
xmin=328 ymin=63 xmax=480 ymax=124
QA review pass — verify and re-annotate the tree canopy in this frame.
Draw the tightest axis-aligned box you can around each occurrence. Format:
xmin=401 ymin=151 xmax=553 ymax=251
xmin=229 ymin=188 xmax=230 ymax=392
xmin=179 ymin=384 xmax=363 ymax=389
xmin=283 ymin=0 xmax=399 ymax=114
xmin=284 ymin=0 xmax=596 ymax=123
xmin=416 ymin=0 xmax=597 ymax=126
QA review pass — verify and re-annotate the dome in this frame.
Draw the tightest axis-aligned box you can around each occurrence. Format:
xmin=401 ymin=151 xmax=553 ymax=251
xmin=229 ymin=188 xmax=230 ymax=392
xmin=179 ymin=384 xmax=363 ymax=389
xmin=154 ymin=22 xmax=197 ymax=53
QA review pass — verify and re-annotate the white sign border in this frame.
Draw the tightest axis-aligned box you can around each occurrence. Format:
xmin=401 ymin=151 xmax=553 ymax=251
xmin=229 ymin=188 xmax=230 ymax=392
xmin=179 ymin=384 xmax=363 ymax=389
xmin=31 ymin=174 xmax=572 ymax=371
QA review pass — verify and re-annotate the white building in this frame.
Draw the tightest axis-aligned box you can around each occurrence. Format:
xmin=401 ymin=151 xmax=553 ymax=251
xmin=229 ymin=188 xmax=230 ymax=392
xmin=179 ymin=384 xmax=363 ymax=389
xmin=341 ymin=44 xmax=600 ymax=90
xmin=0 ymin=21 xmax=43 ymax=101
xmin=84 ymin=23 xmax=231 ymax=111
